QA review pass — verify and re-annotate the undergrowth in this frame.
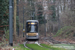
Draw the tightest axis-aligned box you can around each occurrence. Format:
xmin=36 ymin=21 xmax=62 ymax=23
xmin=14 ymin=44 xmax=30 ymax=50
xmin=54 ymin=26 xmax=75 ymax=38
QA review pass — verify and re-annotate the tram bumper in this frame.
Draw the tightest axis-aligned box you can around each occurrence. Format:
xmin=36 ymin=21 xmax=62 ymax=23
xmin=26 ymin=35 xmax=39 ymax=39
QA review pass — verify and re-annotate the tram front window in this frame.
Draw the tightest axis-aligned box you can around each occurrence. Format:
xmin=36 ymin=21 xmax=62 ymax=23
xmin=27 ymin=24 xmax=38 ymax=33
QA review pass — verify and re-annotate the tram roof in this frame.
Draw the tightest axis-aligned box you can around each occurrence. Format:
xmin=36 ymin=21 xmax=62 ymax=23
xmin=26 ymin=20 xmax=38 ymax=22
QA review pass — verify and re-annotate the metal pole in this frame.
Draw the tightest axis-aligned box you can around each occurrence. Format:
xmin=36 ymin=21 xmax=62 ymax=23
xmin=31 ymin=12 xmax=34 ymax=20
xmin=32 ymin=13 xmax=33 ymax=20
xmin=31 ymin=12 xmax=33 ymax=20
xmin=33 ymin=12 xmax=35 ymax=20
xmin=9 ymin=0 xmax=13 ymax=46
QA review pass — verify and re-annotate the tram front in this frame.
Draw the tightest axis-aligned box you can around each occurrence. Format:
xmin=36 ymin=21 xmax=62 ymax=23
xmin=26 ymin=20 xmax=39 ymax=40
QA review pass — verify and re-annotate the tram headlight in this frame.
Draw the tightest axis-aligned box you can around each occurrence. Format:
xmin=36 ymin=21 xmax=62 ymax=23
xmin=36 ymin=33 xmax=38 ymax=35
xmin=26 ymin=33 xmax=28 ymax=35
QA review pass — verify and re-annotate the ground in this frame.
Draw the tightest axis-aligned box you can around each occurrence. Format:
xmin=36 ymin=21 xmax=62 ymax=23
xmin=0 ymin=33 xmax=75 ymax=50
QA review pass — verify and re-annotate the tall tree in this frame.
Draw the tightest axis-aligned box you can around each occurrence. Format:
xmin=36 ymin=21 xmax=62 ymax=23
xmin=13 ymin=0 xmax=17 ymax=41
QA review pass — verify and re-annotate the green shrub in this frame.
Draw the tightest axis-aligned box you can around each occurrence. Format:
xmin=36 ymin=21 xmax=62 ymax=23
xmin=4 ymin=28 xmax=9 ymax=40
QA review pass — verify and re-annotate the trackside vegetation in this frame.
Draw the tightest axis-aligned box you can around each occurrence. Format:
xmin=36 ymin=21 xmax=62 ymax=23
xmin=53 ymin=44 xmax=75 ymax=50
xmin=26 ymin=44 xmax=50 ymax=50
xmin=54 ymin=26 xmax=75 ymax=38
xmin=40 ymin=44 xmax=66 ymax=50
xmin=13 ymin=44 xmax=67 ymax=50
xmin=14 ymin=44 xmax=30 ymax=50
xmin=26 ymin=44 xmax=66 ymax=50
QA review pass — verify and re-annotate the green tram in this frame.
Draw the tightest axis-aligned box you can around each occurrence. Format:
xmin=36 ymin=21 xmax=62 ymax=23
xmin=26 ymin=20 xmax=39 ymax=40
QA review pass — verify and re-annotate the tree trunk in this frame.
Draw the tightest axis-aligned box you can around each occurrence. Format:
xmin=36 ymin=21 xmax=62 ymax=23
xmin=13 ymin=0 xmax=17 ymax=41
xmin=63 ymin=0 xmax=65 ymax=11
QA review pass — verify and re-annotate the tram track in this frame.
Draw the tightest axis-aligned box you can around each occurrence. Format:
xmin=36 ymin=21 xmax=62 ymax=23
xmin=23 ymin=40 xmax=44 ymax=50
xmin=23 ymin=37 xmax=57 ymax=50
xmin=24 ymin=41 xmax=33 ymax=50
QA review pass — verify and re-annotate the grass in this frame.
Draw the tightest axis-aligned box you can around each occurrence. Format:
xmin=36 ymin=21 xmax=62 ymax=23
xmin=53 ymin=44 xmax=75 ymax=46
xmin=40 ymin=44 xmax=67 ymax=50
xmin=26 ymin=44 xmax=50 ymax=50
xmin=13 ymin=44 xmax=75 ymax=50
xmin=14 ymin=44 xmax=30 ymax=50
xmin=52 ymin=44 xmax=75 ymax=50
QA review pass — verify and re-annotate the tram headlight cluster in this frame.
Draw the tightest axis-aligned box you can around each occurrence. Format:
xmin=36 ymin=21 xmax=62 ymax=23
xmin=26 ymin=33 xmax=28 ymax=35
xmin=36 ymin=33 xmax=38 ymax=35
xmin=26 ymin=33 xmax=38 ymax=36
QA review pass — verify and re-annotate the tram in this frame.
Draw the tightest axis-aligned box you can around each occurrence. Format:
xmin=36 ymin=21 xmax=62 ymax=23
xmin=26 ymin=20 xmax=39 ymax=40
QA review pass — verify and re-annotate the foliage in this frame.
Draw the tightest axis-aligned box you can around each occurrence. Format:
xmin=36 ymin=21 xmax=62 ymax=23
xmin=0 ymin=28 xmax=9 ymax=47
xmin=37 ymin=11 xmax=46 ymax=24
xmin=38 ymin=16 xmax=47 ymax=24
xmin=50 ymin=5 xmax=56 ymax=21
xmin=0 ymin=0 xmax=8 ymax=16
xmin=37 ymin=4 xmax=45 ymax=24
xmin=0 ymin=0 xmax=9 ymax=26
xmin=1 ymin=16 xmax=9 ymax=25
xmin=4 ymin=29 xmax=9 ymax=40
xmin=48 ymin=0 xmax=56 ymax=21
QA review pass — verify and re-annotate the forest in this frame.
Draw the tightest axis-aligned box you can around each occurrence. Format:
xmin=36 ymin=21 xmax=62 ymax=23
xmin=0 ymin=0 xmax=75 ymax=50
xmin=16 ymin=0 xmax=75 ymax=42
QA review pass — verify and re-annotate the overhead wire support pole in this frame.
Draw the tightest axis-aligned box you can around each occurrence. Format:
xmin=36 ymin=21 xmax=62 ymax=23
xmin=9 ymin=0 xmax=13 ymax=46
xmin=32 ymin=12 xmax=35 ymax=20
xmin=33 ymin=12 xmax=35 ymax=20
xmin=31 ymin=12 xmax=33 ymax=20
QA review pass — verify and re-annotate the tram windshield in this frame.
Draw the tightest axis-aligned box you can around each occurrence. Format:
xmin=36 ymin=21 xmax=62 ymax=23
xmin=26 ymin=22 xmax=38 ymax=33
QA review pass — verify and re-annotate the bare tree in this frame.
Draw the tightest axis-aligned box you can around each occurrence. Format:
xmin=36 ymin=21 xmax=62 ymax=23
xmin=13 ymin=0 xmax=17 ymax=41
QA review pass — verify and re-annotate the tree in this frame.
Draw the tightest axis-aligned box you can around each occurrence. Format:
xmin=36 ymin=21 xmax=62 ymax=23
xmin=0 ymin=0 xmax=9 ymax=26
xmin=51 ymin=5 xmax=56 ymax=21
xmin=13 ymin=0 xmax=17 ymax=41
